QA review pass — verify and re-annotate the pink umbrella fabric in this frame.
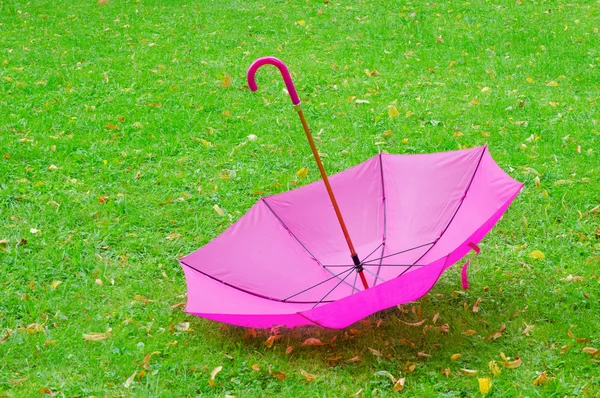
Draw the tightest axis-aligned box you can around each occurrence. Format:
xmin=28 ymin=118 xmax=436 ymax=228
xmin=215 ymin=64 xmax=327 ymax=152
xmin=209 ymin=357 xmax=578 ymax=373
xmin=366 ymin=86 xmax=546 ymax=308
xmin=180 ymin=145 xmax=523 ymax=329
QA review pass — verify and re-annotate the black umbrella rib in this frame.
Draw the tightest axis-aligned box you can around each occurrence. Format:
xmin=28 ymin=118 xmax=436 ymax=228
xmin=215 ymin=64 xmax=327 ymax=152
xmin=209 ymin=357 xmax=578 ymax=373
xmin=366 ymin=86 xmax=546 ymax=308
xmin=360 ymin=241 xmax=436 ymax=264
xmin=312 ymin=267 xmax=355 ymax=309
xmin=409 ymin=146 xmax=488 ymax=268
xmin=324 ymin=263 xmax=425 ymax=268
xmin=180 ymin=260 xmax=335 ymax=304
xmin=282 ymin=267 xmax=355 ymax=302
xmin=261 ymin=197 xmax=355 ymax=290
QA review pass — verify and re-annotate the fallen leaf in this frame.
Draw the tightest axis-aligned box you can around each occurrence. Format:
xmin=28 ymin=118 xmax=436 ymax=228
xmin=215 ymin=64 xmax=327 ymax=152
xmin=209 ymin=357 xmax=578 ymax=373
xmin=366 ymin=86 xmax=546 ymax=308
xmin=388 ymin=106 xmax=400 ymax=119
xmin=213 ymin=204 xmax=225 ymax=216
xmin=300 ymin=369 xmax=318 ymax=382
xmin=165 ymin=232 xmax=182 ymax=241
xmin=268 ymin=366 xmax=286 ymax=380
xmin=398 ymin=338 xmax=415 ymax=347
xmin=9 ymin=376 xmax=28 ymax=385
xmin=251 ymin=364 xmax=260 ymax=371
xmin=473 ymin=298 xmax=483 ymax=312
xmin=39 ymin=388 xmax=59 ymax=396
xmin=47 ymin=164 xmax=58 ymax=171
xmin=533 ymin=371 xmax=549 ymax=386
xmin=346 ymin=355 xmax=362 ymax=363
xmin=124 ymin=370 xmax=136 ymax=388
xmin=83 ymin=328 xmax=111 ymax=341
xmin=546 ymin=80 xmax=559 ymax=87
xmin=489 ymin=361 xmax=502 ymax=377
xmin=400 ymin=319 xmax=426 ymax=327
xmin=296 ymin=167 xmax=309 ymax=178
xmin=529 ymin=250 xmax=545 ymax=260
xmin=302 ymin=338 xmax=324 ymax=346
xmin=481 ymin=87 xmax=491 ymax=93
xmin=209 ymin=366 xmax=223 ymax=387
xmin=478 ymin=378 xmax=492 ymax=394
xmin=140 ymin=351 xmax=160 ymax=370
xmin=1 ymin=329 xmax=14 ymax=344
xmin=369 ymin=347 xmax=382 ymax=357
xmin=98 ymin=196 xmax=109 ymax=204
xmin=50 ymin=281 xmax=62 ymax=289
xmin=523 ymin=323 xmax=534 ymax=336
xmin=97 ymin=0 xmax=108 ymax=4
xmin=463 ymin=329 xmax=477 ymax=336
xmin=264 ymin=335 xmax=277 ymax=348
xmin=461 ymin=369 xmax=478 ymax=376
xmin=403 ymin=361 xmax=417 ymax=373
xmin=582 ymin=347 xmax=600 ymax=356
xmin=417 ymin=351 xmax=432 ymax=358
xmin=19 ymin=323 xmax=45 ymax=334
xmin=286 ymin=346 xmax=294 ymax=354
xmin=219 ymin=73 xmax=231 ymax=88
xmin=441 ymin=368 xmax=451 ymax=377
xmin=171 ymin=302 xmax=185 ymax=309
xmin=502 ymin=358 xmax=523 ymax=369
xmin=95 ymin=278 xmax=104 ymax=286
xmin=394 ymin=378 xmax=406 ymax=392
xmin=451 ymin=353 xmax=463 ymax=361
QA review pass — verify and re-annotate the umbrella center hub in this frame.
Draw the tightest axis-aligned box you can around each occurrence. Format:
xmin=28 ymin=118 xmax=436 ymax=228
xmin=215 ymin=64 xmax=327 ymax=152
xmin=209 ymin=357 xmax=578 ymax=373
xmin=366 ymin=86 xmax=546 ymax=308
xmin=351 ymin=254 xmax=364 ymax=272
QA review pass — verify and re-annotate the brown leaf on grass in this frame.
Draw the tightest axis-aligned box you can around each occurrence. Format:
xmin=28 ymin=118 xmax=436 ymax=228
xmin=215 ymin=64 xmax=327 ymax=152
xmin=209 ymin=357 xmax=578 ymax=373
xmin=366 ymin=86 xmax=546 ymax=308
xmin=219 ymin=73 xmax=231 ymax=89
xmin=302 ymin=338 xmax=324 ymax=346
xmin=368 ymin=347 xmax=382 ymax=357
xmin=83 ymin=328 xmax=111 ymax=341
xmin=300 ymin=369 xmax=318 ymax=382
xmin=19 ymin=323 xmax=45 ymax=334
xmin=523 ymin=323 xmax=535 ymax=336
xmin=97 ymin=0 xmax=108 ymax=4
xmin=209 ymin=366 xmax=223 ymax=387
xmin=417 ymin=351 xmax=432 ymax=358
xmin=251 ymin=364 xmax=260 ymax=371
xmin=140 ymin=351 xmax=161 ymax=370
xmin=398 ymin=338 xmax=415 ymax=347
xmin=441 ymin=368 xmax=451 ymax=377
xmin=1 ymin=329 xmax=14 ymax=344
xmin=268 ymin=366 xmax=286 ymax=380
xmin=533 ymin=371 xmax=549 ymax=386
xmin=502 ymin=358 xmax=523 ymax=369
xmin=165 ymin=232 xmax=182 ymax=241
xmin=451 ymin=354 xmax=462 ymax=361
xmin=582 ymin=347 xmax=600 ymax=357
xmin=98 ymin=195 xmax=109 ymax=204
xmin=346 ymin=355 xmax=362 ymax=364
xmin=403 ymin=361 xmax=417 ymax=373
xmin=400 ymin=319 xmax=426 ymax=327
xmin=394 ymin=378 xmax=406 ymax=392
xmin=432 ymin=313 xmax=439 ymax=324
xmin=286 ymin=346 xmax=294 ymax=355
xmin=264 ymin=335 xmax=277 ymax=348
xmin=107 ymin=123 xmax=119 ymax=130
xmin=489 ymin=361 xmax=502 ymax=377
xmin=473 ymin=298 xmax=483 ymax=312
xmin=171 ymin=302 xmax=185 ymax=310
xmin=560 ymin=345 xmax=570 ymax=354
xmin=124 ymin=370 xmax=136 ymax=388
xmin=39 ymin=388 xmax=59 ymax=396
xmin=460 ymin=368 xmax=478 ymax=376
xmin=9 ymin=376 xmax=28 ymax=385
xmin=486 ymin=323 xmax=506 ymax=341
xmin=462 ymin=329 xmax=477 ymax=336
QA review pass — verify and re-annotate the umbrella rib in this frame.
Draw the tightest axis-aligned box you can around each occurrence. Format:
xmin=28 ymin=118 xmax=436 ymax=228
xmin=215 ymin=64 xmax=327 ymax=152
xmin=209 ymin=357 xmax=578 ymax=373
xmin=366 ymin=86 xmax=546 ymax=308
xmin=261 ymin=197 xmax=355 ymax=290
xmin=374 ymin=153 xmax=387 ymax=286
xmin=409 ymin=146 xmax=487 ymax=267
xmin=283 ymin=267 xmax=355 ymax=302
xmin=312 ymin=268 xmax=356 ymax=309
xmin=361 ymin=241 xmax=436 ymax=264
xmin=363 ymin=267 xmax=386 ymax=284
xmin=324 ymin=263 xmax=425 ymax=267
xmin=181 ymin=260 xmax=336 ymax=304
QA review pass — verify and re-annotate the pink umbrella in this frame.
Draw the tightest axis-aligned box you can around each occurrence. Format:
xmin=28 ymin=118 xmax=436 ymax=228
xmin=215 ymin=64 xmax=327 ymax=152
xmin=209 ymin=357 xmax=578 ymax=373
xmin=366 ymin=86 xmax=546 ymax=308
xmin=179 ymin=57 xmax=523 ymax=329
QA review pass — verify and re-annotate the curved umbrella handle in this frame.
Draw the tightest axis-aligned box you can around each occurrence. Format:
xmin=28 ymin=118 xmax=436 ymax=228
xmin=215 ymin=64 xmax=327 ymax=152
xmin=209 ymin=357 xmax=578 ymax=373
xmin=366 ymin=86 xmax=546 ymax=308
xmin=247 ymin=57 xmax=301 ymax=106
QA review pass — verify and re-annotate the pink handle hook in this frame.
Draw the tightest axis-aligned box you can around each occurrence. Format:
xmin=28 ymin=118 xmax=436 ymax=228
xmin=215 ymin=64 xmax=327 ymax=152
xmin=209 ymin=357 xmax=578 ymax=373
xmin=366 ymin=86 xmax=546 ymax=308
xmin=247 ymin=57 xmax=301 ymax=106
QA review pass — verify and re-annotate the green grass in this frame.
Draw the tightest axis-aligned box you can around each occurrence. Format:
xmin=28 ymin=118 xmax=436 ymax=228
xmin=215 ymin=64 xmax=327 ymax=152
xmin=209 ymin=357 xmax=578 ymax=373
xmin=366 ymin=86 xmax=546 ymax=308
xmin=1 ymin=0 xmax=599 ymax=396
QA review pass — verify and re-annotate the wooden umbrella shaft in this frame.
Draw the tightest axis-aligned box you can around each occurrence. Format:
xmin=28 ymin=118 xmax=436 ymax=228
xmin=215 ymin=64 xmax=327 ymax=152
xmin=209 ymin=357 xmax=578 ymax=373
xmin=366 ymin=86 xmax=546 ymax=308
xmin=295 ymin=105 xmax=369 ymax=290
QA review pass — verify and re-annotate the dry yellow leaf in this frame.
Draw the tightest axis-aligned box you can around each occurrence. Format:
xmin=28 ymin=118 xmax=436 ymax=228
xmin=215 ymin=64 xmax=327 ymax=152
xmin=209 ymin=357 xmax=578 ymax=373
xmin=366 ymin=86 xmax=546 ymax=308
xmin=478 ymin=377 xmax=492 ymax=394
xmin=83 ymin=328 xmax=111 ymax=341
xmin=461 ymin=369 xmax=478 ymax=376
xmin=451 ymin=353 xmax=462 ymax=361
xmin=213 ymin=204 xmax=225 ymax=216
xmin=502 ymin=358 xmax=523 ymax=369
xmin=95 ymin=278 xmax=104 ymax=286
xmin=296 ymin=167 xmax=308 ymax=178
xmin=489 ymin=361 xmax=502 ymax=377
xmin=251 ymin=364 xmax=260 ymax=371
xmin=523 ymin=323 xmax=534 ymax=336
xmin=50 ymin=280 xmax=62 ymax=289
xmin=526 ymin=77 xmax=534 ymax=83
xmin=405 ymin=110 xmax=414 ymax=117
xmin=533 ymin=371 xmax=549 ymax=386
xmin=264 ymin=335 xmax=276 ymax=348
xmin=529 ymin=250 xmax=545 ymax=260
xmin=481 ymin=87 xmax=491 ymax=93
xmin=388 ymin=106 xmax=400 ymax=119
xmin=441 ymin=368 xmax=451 ymax=377
xmin=463 ymin=329 xmax=477 ymax=336
xmin=546 ymin=80 xmax=559 ymax=87
xmin=300 ymin=369 xmax=318 ymax=382
xmin=209 ymin=366 xmax=222 ymax=387
xmin=123 ymin=370 xmax=136 ymax=388
xmin=582 ymin=347 xmax=600 ymax=356
xmin=297 ymin=20 xmax=306 ymax=26
xmin=268 ymin=366 xmax=286 ymax=380
xmin=394 ymin=378 xmax=405 ymax=392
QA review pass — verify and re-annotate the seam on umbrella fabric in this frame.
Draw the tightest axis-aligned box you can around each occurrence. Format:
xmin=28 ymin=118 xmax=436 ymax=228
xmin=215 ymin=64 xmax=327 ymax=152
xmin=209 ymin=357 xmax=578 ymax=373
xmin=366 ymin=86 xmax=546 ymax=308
xmin=180 ymin=260 xmax=335 ymax=305
xmin=405 ymin=145 xmax=488 ymax=273
xmin=260 ymin=197 xmax=356 ymax=292
xmin=373 ymin=153 xmax=387 ymax=286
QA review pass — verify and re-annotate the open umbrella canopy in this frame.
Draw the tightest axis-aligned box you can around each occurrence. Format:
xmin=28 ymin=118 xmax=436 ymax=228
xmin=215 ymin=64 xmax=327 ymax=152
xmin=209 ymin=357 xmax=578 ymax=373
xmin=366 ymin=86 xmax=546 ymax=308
xmin=180 ymin=146 xmax=522 ymax=329
xmin=179 ymin=57 xmax=522 ymax=329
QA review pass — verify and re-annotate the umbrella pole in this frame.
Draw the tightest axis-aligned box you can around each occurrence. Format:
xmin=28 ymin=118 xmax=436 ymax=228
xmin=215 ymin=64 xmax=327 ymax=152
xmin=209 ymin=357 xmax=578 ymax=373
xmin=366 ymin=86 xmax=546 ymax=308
xmin=295 ymin=105 xmax=369 ymax=290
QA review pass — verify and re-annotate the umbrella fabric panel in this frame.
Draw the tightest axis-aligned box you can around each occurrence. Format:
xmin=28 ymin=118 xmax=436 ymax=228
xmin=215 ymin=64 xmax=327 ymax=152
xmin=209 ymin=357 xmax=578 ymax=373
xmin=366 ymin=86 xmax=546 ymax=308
xmin=180 ymin=200 xmax=356 ymax=302
xmin=265 ymin=155 xmax=384 ymax=268
xmin=420 ymin=147 xmax=523 ymax=265
xmin=373 ymin=147 xmax=484 ymax=285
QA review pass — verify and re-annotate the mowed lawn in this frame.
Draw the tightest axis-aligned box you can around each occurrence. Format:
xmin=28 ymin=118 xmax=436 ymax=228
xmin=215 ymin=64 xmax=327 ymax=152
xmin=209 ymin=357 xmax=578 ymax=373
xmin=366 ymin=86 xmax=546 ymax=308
xmin=1 ymin=0 xmax=599 ymax=396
